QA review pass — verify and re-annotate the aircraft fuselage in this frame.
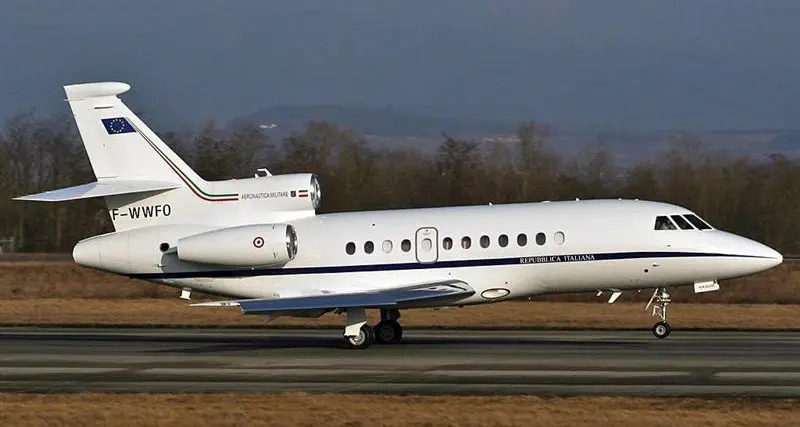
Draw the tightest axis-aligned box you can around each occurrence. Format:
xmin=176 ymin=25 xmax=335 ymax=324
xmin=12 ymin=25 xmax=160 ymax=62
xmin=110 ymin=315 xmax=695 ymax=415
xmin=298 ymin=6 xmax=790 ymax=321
xmin=74 ymin=199 xmax=782 ymax=306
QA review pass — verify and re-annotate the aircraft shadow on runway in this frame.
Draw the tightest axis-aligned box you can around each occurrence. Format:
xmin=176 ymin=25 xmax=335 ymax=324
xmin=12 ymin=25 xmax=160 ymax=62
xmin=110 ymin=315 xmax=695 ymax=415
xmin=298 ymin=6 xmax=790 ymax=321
xmin=0 ymin=332 xmax=654 ymax=353
xmin=142 ymin=336 xmax=647 ymax=354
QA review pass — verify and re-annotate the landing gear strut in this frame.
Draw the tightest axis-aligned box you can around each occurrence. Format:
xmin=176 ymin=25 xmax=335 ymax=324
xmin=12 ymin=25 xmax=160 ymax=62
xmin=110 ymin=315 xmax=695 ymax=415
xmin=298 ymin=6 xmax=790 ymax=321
xmin=646 ymin=287 xmax=672 ymax=339
xmin=374 ymin=309 xmax=403 ymax=344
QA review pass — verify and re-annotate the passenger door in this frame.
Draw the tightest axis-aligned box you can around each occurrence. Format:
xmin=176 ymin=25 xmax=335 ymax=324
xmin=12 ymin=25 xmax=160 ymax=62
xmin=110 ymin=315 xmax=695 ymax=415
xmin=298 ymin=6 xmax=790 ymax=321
xmin=415 ymin=227 xmax=439 ymax=263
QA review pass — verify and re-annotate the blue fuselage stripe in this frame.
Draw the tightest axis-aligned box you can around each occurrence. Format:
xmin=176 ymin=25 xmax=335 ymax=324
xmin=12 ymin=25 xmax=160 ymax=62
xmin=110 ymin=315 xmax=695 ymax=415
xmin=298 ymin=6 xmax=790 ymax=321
xmin=129 ymin=251 xmax=763 ymax=280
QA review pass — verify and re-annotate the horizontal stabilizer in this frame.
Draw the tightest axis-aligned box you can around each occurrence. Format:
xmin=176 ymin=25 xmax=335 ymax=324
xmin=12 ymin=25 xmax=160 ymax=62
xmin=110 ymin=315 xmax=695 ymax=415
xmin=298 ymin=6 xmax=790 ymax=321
xmin=192 ymin=280 xmax=474 ymax=314
xmin=14 ymin=180 xmax=181 ymax=202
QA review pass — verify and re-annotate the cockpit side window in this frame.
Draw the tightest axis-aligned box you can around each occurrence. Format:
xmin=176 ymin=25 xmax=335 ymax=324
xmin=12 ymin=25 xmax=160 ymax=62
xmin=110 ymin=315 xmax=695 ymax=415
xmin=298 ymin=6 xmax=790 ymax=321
xmin=684 ymin=214 xmax=712 ymax=230
xmin=670 ymin=215 xmax=694 ymax=230
xmin=654 ymin=216 xmax=677 ymax=230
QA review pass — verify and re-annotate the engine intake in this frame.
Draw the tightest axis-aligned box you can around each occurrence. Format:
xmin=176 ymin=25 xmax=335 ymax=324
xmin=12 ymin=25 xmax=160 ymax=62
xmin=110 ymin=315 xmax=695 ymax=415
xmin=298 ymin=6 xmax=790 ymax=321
xmin=177 ymin=223 xmax=297 ymax=267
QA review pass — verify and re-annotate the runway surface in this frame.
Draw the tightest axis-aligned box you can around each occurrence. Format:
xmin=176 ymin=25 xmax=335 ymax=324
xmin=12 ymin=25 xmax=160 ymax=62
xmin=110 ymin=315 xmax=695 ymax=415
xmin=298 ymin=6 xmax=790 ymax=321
xmin=1 ymin=328 xmax=798 ymax=397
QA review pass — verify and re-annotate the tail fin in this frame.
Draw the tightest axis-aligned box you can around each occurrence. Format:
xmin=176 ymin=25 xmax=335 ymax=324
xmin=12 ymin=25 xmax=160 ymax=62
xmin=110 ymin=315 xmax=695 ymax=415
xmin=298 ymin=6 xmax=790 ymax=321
xmin=13 ymin=82 xmax=220 ymax=231
xmin=64 ymin=82 xmax=204 ymax=185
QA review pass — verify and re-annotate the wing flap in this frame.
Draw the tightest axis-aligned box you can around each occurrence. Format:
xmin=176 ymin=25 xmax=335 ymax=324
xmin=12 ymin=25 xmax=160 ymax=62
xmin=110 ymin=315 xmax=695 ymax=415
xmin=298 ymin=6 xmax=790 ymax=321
xmin=192 ymin=280 xmax=474 ymax=314
xmin=14 ymin=180 xmax=181 ymax=202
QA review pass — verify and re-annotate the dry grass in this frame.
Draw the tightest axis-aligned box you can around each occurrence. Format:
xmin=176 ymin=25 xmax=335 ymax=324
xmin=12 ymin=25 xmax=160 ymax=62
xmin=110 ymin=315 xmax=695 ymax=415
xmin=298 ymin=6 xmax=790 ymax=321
xmin=1 ymin=261 xmax=798 ymax=303
xmin=1 ymin=299 xmax=798 ymax=329
xmin=0 ymin=393 xmax=796 ymax=427
xmin=0 ymin=260 xmax=797 ymax=329
xmin=0 ymin=261 xmax=173 ymax=299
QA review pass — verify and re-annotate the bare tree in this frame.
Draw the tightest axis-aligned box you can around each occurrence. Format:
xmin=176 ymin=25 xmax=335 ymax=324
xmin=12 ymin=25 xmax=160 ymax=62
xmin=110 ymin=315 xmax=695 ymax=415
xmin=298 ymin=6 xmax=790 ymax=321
xmin=1 ymin=111 xmax=800 ymax=255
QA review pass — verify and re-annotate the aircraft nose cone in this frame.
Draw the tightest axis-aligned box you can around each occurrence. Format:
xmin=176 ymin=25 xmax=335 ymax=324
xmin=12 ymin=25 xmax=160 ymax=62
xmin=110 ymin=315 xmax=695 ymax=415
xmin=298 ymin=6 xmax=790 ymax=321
xmin=763 ymin=246 xmax=783 ymax=268
xmin=711 ymin=231 xmax=783 ymax=278
xmin=742 ymin=238 xmax=783 ymax=271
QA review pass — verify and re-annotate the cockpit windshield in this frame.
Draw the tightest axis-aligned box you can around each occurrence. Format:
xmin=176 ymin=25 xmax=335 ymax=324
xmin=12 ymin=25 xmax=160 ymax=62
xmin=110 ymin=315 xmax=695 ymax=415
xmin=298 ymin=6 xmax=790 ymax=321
xmin=654 ymin=214 xmax=713 ymax=230
xmin=654 ymin=216 xmax=677 ymax=230
xmin=670 ymin=215 xmax=694 ymax=230
xmin=684 ymin=214 xmax=712 ymax=230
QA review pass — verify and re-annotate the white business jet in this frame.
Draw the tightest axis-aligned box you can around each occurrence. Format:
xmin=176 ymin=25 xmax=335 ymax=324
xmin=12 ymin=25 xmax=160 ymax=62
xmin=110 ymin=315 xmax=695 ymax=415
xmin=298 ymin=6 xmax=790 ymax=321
xmin=15 ymin=82 xmax=783 ymax=349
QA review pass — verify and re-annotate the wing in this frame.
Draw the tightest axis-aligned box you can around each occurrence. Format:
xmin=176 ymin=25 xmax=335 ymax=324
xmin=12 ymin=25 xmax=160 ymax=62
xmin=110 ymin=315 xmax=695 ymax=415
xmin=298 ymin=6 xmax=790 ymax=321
xmin=192 ymin=279 xmax=474 ymax=314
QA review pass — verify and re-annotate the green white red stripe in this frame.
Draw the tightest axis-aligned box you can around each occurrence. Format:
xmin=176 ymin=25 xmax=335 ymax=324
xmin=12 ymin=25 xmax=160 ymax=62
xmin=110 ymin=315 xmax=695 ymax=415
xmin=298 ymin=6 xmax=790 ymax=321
xmin=129 ymin=120 xmax=239 ymax=202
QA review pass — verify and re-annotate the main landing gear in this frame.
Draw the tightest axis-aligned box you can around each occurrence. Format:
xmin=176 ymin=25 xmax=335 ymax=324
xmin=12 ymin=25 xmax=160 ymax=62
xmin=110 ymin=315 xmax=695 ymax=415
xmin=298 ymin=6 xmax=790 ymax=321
xmin=344 ymin=324 xmax=375 ymax=349
xmin=343 ymin=308 xmax=404 ymax=349
xmin=374 ymin=308 xmax=403 ymax=344
xmin=646 ymin=287 xmax=671 ymax=339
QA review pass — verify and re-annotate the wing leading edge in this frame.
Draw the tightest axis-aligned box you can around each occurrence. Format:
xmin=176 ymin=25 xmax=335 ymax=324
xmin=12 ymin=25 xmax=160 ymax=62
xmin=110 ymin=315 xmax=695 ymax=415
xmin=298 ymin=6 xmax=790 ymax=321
xmin=192 ymin=280 xmax=474 ymax=314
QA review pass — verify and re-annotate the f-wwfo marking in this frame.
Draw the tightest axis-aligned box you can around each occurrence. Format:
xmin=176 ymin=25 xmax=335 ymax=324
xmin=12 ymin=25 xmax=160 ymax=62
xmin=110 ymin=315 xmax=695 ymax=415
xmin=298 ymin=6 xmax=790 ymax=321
xmin=111 ymin=204 xmax=171 ymax=220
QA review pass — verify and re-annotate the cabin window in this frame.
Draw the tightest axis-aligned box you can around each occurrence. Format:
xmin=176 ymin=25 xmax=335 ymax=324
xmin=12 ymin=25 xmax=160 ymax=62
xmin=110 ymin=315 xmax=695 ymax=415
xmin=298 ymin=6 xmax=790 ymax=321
xmin=535 ymin=232 xmax=546 ymax=246
xmin=671 ymin=215 xmax=694 ymax=230
xmin=364 ymin=241 xmax=374 ymax=254
xmin=554 ymin=231 xmax=565 ymax=245
xmin=461 ymin=236 xmax=472 ymax=249
xmin=382 ymin=240 xmax=393 ymax=253
xmin=498 ymin=234 xmax=509 ymax=247
xmin=517 ymin=233 xmax=528 ymax=246
xmin=421 ymin=238 xmax=433 ymax=252
xmin=654 ymin=216 xmax=677 ymax=230
xmin=480 ymin=235 xmax=490 ymax=248
xmin=345 ymin=242 xmax=356 ymax=255
xmin=401 ymin=239 xmax=412 ymax=252
xmin=442 ymin=237 xmax=453 ymax=250
xmin=684 ymin=214 xmax=712 ymax=230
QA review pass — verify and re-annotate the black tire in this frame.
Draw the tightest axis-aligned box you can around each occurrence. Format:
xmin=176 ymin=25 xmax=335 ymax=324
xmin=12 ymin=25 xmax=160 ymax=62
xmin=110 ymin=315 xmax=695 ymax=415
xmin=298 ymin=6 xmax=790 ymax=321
xmin=374 ymin=320 xmax=403 ymax=344
xmin=652 ymin=321 xmax=671 ymax=339
xmin=344 ymin=325 xmax=375 ymax=349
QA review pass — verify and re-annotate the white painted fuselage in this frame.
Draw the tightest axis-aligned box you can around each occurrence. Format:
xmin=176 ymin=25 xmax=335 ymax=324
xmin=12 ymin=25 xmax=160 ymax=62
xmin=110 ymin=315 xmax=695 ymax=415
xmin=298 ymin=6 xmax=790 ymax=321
xmin=74 ymin=199 xmax=782 ymax=307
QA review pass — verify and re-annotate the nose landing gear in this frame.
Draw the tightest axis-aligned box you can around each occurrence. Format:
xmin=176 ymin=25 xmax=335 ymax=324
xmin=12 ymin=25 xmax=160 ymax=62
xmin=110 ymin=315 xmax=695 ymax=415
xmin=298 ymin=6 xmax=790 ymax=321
xmin=646 ymin=287 xmax=671 ymax=339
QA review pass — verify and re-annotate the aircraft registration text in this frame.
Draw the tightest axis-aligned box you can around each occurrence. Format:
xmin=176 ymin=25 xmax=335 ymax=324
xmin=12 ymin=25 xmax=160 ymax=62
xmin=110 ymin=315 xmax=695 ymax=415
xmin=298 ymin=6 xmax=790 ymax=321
xmin=111 ymin=204 xmax=172 ymax=220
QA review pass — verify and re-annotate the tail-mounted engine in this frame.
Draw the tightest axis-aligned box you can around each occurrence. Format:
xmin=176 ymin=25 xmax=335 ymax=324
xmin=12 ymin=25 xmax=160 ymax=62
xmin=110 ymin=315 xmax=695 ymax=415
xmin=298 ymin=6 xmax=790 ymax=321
xmin=177 ymin=223 xmax=297 ymax=267
xmin=72 ymin=223 xmax=299 ymax=273
xmin=225 ymin=173 xmax=322 ymax=212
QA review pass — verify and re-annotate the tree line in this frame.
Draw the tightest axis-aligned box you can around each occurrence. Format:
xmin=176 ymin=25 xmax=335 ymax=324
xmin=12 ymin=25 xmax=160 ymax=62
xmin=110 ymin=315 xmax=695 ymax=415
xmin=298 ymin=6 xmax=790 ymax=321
xmin=1 ymin=111 xmax=799 ymax=254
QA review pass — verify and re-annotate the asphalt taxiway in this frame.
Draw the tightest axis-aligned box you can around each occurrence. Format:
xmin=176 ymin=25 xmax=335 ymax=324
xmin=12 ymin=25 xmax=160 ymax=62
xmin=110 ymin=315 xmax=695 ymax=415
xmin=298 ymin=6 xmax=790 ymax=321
xmin=0 ymin=328 xmax=798 ymax=396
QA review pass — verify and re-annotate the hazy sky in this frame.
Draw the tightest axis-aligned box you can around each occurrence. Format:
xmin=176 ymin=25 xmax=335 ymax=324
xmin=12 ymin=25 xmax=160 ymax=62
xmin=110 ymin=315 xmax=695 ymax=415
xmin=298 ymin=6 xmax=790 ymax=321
xmin=1 ymin=0 xmax=799 ymax=130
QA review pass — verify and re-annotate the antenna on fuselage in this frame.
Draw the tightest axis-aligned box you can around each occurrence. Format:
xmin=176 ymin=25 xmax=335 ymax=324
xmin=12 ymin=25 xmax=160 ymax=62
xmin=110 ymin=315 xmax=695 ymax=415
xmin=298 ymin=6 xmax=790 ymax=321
xmin=254 ymin=168 xmax=272 ymax=178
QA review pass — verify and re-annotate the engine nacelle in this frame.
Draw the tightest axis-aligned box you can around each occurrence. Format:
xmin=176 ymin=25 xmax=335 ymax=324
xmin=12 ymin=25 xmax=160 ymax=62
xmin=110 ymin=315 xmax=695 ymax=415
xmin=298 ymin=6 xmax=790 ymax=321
xmin=213 ymin=173 xmax=322 ymax=212
xmin=177 ymin=223 xmax=297 ymax=267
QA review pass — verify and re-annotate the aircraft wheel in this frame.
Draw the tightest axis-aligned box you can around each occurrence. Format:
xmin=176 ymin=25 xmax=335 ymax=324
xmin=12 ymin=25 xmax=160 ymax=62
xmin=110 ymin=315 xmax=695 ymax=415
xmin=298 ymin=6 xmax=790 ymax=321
xmin=344 ymin=325 xmax=375 ymax=349
xmin=652 ymin=321 xmax=671 ymax=339
xmin=374 ymin=320 xmax=403 ymax=344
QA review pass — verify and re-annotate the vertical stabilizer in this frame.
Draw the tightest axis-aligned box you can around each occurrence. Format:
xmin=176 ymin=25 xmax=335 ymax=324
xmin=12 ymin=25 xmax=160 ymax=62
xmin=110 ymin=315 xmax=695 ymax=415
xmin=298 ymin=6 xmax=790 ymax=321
xmin=64 ymin=82 xmax=205 ymax=187
xmin=59 ymin=82 xmax=223 ymax=231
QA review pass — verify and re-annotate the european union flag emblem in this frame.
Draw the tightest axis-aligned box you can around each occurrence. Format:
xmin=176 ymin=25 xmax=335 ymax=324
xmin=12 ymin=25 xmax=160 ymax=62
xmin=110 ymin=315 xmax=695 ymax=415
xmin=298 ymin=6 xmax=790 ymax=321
xmin=101 ymin=117 xmax=135 ymax=135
